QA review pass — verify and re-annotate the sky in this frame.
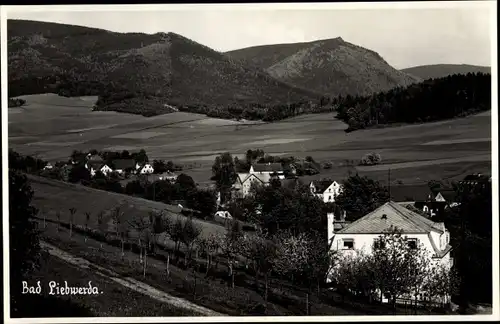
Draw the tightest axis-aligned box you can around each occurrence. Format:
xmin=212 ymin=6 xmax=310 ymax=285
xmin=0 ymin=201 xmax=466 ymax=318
xmin=4 ymin=2 xmax=495 ymax=69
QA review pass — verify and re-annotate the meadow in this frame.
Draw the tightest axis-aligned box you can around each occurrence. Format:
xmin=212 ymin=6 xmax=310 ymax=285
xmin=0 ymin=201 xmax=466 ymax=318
xmin=8 ymin=94 xmax=492 ymax=187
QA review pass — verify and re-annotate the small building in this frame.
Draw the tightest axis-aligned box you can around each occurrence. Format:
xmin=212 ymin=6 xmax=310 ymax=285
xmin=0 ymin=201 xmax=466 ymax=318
xmin=232 ymin=172 xmax=271 ymax=198
xmin=458 ymin=173 xmax=491 ymax=189
xmin=309 ymin=180 xmax=343 ymax=203
xmin=43 ymin=162 xmax=54 ymax=170
xmin=157 ymin=171 xmax=178 ymax=182
xmin=86 ymin=161 xmax=113 ymax=177
xmin=214 ymin=210 xmax=233 ymax=220
xmin=138 ymin=163 xmax=155 ymax=174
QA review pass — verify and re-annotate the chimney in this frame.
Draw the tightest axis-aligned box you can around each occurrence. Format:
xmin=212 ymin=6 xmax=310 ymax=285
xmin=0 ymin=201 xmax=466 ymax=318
xmin=340 ymin=210 xmax=346 ymax=222
xmin=327 ymin=212 xmax=336 ymax=245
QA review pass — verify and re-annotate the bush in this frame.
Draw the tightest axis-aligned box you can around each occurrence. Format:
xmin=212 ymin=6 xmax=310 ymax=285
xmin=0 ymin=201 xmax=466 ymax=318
xmin=322 ymin=162 xmax=333 ymax=169
xmin=360 ymin=152 xmax=382 ymax=166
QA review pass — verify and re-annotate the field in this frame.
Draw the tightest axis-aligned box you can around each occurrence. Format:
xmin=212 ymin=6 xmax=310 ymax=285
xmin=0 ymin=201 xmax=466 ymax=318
xmin=8 ymin=94 xmax=492 ymax=186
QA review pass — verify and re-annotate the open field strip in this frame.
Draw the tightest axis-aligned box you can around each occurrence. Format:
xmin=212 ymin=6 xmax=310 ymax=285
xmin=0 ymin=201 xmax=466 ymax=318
xmin=41 ymin=241 xmax=224 ymax=316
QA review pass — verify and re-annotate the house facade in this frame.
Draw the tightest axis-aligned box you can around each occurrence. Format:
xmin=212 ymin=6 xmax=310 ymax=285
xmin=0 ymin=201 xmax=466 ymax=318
xmin=328 ymin=201 xmax=453 ymax=304
xmin=232 ymin=172 xmax=271 ymax=198
xmin=138 ymin=163 xmax=155 ymax=174
xmin=309 ymin=180 xmax=343 ymax=203
xmin=249 ymin=163 xmax=285 ymax=180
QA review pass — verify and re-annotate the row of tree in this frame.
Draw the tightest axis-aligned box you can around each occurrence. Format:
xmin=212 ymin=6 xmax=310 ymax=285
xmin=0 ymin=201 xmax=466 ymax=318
xmin=333 ymin=72 xmax=491 ymax=131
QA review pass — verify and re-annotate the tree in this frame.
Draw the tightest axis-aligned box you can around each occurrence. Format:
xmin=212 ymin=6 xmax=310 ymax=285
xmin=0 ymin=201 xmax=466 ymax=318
xmin=185 ymin=188 xmax=217 ymax=220
xmin=211 ymin=152 xmax=237 ymax=204
xmin=423 ymin=264 xmax=460 ymax=312
xmin=198 ymin=233 xmax=223 ymax=276
xmin=84 ymin=212 xmax=91 ymax=243
xmin=152 ymin=160 xmax=167 ymax=174
xmin=68 ymin=207 xmax=77 ymax=238
xmin=360 ymin=152 xmax=382 ymax=166
xmin=170 ymin=217 xmax=185 ymax=258
xmin=111 ymin=207 xmax=127 ymax=260
xmin=181 ymin=217 xmax=202 ymax=265
xmin=369 ymin=227 xmax=430 ymax=310
xmin=9 ymin=171 xmax=42 ymax=315
xmin=220 ymin=220 xmax=243 ymax=288
xmin=68 ymin=164 xmax=91 ymax=183
xmin=336 ymin=174 xmax=390 ymax=221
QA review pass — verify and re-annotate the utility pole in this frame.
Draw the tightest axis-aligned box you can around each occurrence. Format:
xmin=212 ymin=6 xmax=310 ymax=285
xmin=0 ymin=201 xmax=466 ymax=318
xmin=388 ymin=168 xmax=391 ymax=201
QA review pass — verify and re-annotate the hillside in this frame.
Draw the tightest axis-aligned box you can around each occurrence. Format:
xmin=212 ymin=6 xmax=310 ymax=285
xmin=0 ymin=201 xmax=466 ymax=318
xmin=334 ymin=72 xmax=491 ymax=132
xmin=8 ymin=20 xmax=319 ymax=119
xmin=226 ymin=38 xmax=421 ymax=97
xmin=401 ymin=64 xmax=491 ymax=80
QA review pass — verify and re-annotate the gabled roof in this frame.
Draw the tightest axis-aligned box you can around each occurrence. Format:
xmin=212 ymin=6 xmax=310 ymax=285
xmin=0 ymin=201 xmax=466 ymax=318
xmin=252 ymin=163 xmax=283 ymax=172
xmin=390 ymin=184 xmax=432 ymax=202
xmin=436 ymin=189 xmax=457 ymax=202
xmin=311 ymin=180 xmax=336 ymax=193
xmin=113 ymin=159 xmax=136 ymax=170
xmin=237 ymin=172 xmax=271 ymax=185
xmin=87 ymin=160 xmax=105 ymax=170
xmin=336 ymin=201 xmax=445 ymax=235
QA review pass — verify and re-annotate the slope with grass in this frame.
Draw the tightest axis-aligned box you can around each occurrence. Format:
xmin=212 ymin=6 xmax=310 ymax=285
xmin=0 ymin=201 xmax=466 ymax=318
xmin=401 ymin=64 xmax=491 ymax=80
xmin=226 ymin=37 xmax=420 ymax=96
xmin=8 ymin=19 xmax=319 ymax=118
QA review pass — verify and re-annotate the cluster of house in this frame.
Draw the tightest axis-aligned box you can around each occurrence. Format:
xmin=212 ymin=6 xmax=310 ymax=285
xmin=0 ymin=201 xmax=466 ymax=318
xmin=43 ymin=152 xmax=179 ymax=182
xmin=83 ymin=153 xmax=154 ymax=177
xmin=230 ymin=162 xmax=343 ymax=201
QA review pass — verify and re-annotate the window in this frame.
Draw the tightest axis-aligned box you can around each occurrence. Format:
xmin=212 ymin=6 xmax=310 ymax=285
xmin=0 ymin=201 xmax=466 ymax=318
xmin=407 ymin=239 xmax=417 ymax=249
xmin=373 ymin=239 xmax=385 ymax=249
xmin=342 ymin=239 xmax=354 ymax=250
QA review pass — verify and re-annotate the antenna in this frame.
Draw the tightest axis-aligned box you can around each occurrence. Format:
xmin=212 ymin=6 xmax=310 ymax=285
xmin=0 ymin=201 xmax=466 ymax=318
xmin=388 ymin=168 xmax=391 ymax=202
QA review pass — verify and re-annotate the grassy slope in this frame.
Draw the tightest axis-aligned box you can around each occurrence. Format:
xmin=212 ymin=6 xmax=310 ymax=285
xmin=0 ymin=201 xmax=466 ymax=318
xmin=226 ymin=38 xmax=421 ymax=96
xmin=401 ymin=64 xmax=491 ymax=80
xmin=8 ymin=19 xmax=318 ymax=113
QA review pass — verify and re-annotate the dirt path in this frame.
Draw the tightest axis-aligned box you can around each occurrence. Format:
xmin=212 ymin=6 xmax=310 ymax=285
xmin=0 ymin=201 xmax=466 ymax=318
xmin=40 ymin=241 xmax=224 ymax=317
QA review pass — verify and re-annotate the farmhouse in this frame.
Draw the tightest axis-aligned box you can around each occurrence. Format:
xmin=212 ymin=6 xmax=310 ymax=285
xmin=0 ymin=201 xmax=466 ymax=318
xmin=459 ymin=173 xmax=491 ymax=189
xmin=214 ymin=210 xmax=232 ymax=220
xmin=113 ymin=159 xmax=136 ymax=175
xmin=250 ymin=163 xmax=285 ymax=180
xmin=329 ymin=201 xmax=453 ymax=268
xmin=137 ymin=163 xmax=155 ymax=174
xmin=232 ymin=172 xmax=271 ymax=198
xmin=309 ymin=180 xmax=343 ymax=203
xmin=86 ymin=160 xmax=113 ymax=177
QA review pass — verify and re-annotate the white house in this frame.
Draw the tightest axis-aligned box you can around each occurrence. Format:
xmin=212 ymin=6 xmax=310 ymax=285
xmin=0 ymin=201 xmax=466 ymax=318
xmin=43 ymin=163 xmax=54 ymax=170
xmin=232 ymin=172 xmax=271 ymax=198
xmin=310 ymin=180 xmax=343 ymax=203
xmin=214 ymin=210 xmax=233 ymax=220
xmin=328 ymin=201 xmax=453 ymax=304
xmin=86 ymin=163 xmax=113 ymax=177
xmin=249 ymin=163 xmax=285 ymax=180
xmin=138 ymin=163 xmax=154 ymax=174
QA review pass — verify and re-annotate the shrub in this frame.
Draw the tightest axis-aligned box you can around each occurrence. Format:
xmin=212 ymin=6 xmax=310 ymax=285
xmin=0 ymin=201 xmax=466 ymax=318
xmin=360 ymin=152 xmax=382 ymax=166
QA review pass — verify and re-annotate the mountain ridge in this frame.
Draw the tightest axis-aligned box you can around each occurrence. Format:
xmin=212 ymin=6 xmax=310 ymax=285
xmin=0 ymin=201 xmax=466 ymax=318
xmin=400 ymin=64 xmax=491 ymax=80
xmin=226 ymin=37 xmax=420 ymax=96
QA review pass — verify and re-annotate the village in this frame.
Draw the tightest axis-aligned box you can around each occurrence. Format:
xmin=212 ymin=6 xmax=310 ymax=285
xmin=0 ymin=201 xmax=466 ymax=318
xmin=9 ymin=146 xmax=493 ymax=313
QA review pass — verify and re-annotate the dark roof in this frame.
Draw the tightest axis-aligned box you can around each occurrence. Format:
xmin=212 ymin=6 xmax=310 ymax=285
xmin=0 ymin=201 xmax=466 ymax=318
xmin=252 ymin=163 xmax=283 ymax=172
xmin=87 ymin=154 xmax=103 ymax=162
xmin=87 ymin=160 xmax=105 ymax=169
xmin=437 ymin=189 xmax=457 ymax=202
xmin=337 ymin=201 xmax=444 ymax=235
xmin=113 ymin=159 xmax=136 ymax=170
xmin=311 ymin=180 xmax=335 ymax=193
xmin=461 ymin=174 xmax=491 ymax=182
xmin=390 ymin=184 xmax=432 ymax=202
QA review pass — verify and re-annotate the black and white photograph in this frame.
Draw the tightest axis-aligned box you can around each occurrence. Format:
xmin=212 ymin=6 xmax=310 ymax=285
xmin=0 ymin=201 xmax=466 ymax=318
xmin=1 ymin=1 xmax=498 ymax=322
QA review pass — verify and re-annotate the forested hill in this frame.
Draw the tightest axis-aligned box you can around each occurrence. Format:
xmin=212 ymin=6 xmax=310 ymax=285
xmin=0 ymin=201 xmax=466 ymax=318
xmin=8 ymin=19 xmax=319 ymax=118
xmin=225 ymin=37 xmax=420 ymax=97
xmin=401 ymin=64 xmax=491 ymax=80
xmin=332 ymin=72 xmax=491 ymax=132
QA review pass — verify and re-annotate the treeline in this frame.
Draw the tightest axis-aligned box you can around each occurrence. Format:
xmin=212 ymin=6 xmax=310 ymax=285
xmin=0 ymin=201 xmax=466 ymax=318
xmin=8 ymin=98 xmax=26 ymax=107
xmin=332 ymin=72 xmax=491 ymax=131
